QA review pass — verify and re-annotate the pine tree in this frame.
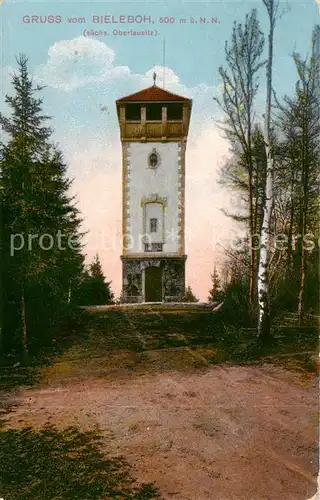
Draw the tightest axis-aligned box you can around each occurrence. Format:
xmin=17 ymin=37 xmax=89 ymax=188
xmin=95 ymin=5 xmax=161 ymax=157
xmin=74 ymin=255 xmax=114 ymax=306
xmin=0 ymin=55 xmax=84 ymax=355
xmin=208 ymin=267 xmax=224 ymax=303
xmin=88 ymin=254 xmax=114 ymax=305
xmin=182 ymin=285 xmax=199 ymax=303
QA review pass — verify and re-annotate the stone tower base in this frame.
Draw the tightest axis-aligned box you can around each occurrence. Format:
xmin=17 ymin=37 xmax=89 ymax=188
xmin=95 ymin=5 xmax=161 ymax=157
xmin=121 ymin=255 xmax=186 ymax=303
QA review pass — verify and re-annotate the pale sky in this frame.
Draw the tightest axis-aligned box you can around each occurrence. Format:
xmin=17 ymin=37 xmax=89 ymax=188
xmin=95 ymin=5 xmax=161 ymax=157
xmin=1 ymin=0 xmax=318 ymax=300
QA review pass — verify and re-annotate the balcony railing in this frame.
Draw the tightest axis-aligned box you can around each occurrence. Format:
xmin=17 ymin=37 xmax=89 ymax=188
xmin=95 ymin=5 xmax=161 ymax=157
xmin=120 ymin=121 xmax=185 ymax=140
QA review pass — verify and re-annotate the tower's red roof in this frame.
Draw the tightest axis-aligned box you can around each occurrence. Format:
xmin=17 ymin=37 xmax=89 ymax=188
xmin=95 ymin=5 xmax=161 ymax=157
xmin=116 ymin=85 xmax=191 ymax=103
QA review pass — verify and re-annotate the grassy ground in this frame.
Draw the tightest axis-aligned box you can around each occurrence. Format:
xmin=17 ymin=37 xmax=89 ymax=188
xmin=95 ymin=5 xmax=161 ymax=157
xmin=0 ymin=307 xmax=317 ymax=499
xmin=0 ymin=307 xmax=318 ymax=391
xmin=0 ymin=425 xmax=160 ymax=499
xmin=58 ymin=307 xmax=318 ymax=371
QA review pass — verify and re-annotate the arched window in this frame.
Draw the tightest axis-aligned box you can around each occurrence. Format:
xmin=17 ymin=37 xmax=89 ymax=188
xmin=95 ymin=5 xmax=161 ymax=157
xmin=140 ymin=195 xmax=167 ymax=251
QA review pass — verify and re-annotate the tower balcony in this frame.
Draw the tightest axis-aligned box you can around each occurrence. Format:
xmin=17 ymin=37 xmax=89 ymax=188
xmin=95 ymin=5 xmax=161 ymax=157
xmin=116 ymin=85 xmax=192 ymax=143
xmin=119 ymin=120 xmax=186 ymax=141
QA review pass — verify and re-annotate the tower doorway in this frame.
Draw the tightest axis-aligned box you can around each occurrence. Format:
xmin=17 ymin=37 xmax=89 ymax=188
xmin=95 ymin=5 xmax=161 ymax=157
xmin=144 ymin=266 xmax=163 ymax=302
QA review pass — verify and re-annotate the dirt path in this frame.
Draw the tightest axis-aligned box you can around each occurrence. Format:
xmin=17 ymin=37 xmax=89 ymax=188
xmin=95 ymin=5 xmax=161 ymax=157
xmin=1 ymin=364 xmax=317 ymax=500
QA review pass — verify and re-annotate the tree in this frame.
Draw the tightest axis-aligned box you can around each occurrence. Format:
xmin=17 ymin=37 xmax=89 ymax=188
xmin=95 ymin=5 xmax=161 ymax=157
xmin=0 ymin=184 xmax=4 ymax=353
xmin=74 ymin=255 xmax=115 ymax=306
xmin=214 ymin=9 xmax=265 ymax=306
xmin=0 ymin=55 xmax=84 ymax=356
xmin=218 ymin=243 xmax=255 ymax=327
xmin=208 ymin=267 xmax=224 ymax=303
xmin=257 ymin=0 xmax=280 ymax=342
xmin=219 ymin=126 xmax=267 ymax=290
xmin=182 ymin=285 xmax=199 ymax=303
xmin=215 ymin=10 xmax=318 ymax=337
xmin=274 ymin=32 xmax=320 ymax=323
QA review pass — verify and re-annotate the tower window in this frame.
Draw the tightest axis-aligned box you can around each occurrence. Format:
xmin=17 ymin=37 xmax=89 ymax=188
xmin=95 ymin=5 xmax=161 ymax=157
xmin=150 ymin=218 xmax=158 ymax=233
xmin=125 ymin=103 xmax=141 ymax=121
xmin=148 ymin=149 xmax=160 ymax=168
xmin=144 ymin=243 xmax=163 ymax=252
xmin=167 ymin=103 xmax=183 ymax=120
xmin=146 ymin=103 xmax=162 ymax=121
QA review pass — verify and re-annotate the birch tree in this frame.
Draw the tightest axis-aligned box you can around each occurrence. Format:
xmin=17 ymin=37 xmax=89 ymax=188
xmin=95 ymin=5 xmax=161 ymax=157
xmin=218 ymin=17 xmax=319 ymax=330
xmin=257 ymin=0 xmax=280 ymax=340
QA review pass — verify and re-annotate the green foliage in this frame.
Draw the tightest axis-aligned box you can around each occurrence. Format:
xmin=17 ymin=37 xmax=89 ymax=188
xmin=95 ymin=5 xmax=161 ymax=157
xmin=74 ymin=254 xmax=115 ymax=306
xmin=208 ymin=267 xmax=225 ymax=303
xmin=214 ymin=9 xmax=265 ymax=150
xmin=216 ymin=23 xmax=320 ymax=339
xmin=0 ymin=55 xmax=84 ymax=356
xmin=220 ymin=278 xmax=256 ymax=328
xmin=182 ymin=285 xmax=199 ymax=303
xmin=0 ymin=425 xmax=160 ymax=499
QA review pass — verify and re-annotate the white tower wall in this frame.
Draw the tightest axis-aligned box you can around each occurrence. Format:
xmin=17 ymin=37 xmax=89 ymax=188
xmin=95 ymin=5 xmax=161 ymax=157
xmin=124 ymin=141 xmax=183 ymax=254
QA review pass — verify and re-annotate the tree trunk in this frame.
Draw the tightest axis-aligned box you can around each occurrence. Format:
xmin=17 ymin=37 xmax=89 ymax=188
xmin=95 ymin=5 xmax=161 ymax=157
xmin=297 ymin=123 xmax=309 ymax=324
xmin=21 ymin=289 xmax=28 ymax=352
xmin=286 ymin=164 xmax=295 ymax=271
xmin=297 ymin=213 xmax=306 ymax=324
xmin=257 ymin=147 xmax=273 ymax=340
xmin=257 ymin=0 xmax=276 ymax=341
xmin=248 ymin=153 xmax=255 ymax=306
xmin=0 ymin=197 xmax=3 ymax=354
